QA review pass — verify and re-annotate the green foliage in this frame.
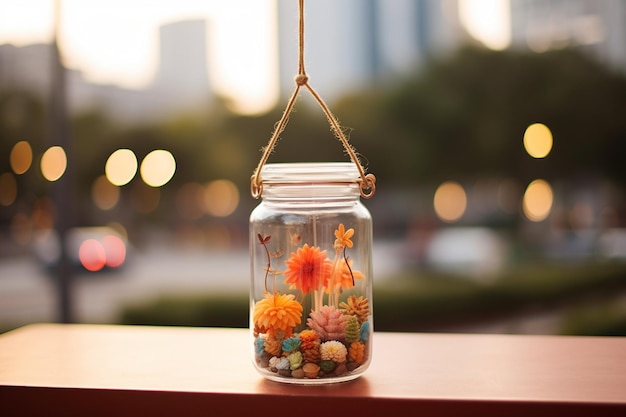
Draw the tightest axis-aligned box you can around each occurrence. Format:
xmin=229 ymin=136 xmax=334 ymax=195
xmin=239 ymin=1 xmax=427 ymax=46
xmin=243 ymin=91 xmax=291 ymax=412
xmin=373 ymin=261 xmax=626 ymax=333
xmin=560 ymin=300 xmax=626 ymax=336
xmin=337 ymin=46 xmax=626 ymax=186
xmin=2 ymin=46 xmax=626 ymax=229
xmin=116 ymin=261 xmax=626 ymax=336
xmin=344 ymin=315 xmax=360 ymax=343
xmin=119 ymin=292 xmax=249 ymax=328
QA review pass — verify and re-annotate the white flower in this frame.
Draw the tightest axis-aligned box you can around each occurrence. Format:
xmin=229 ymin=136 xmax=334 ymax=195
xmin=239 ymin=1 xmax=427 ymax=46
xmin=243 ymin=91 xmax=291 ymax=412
xmin=320 ymin=340 xmax=348 ymax=363
xmin=269 ymin=356 xmax=280 ymax=368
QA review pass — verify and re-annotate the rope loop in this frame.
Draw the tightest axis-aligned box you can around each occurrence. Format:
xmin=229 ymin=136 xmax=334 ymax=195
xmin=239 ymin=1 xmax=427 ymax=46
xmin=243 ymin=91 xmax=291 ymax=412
xmin=250 ymin=0 xmax=376 ymax=200
xmin=359 ymin=173 xmax=376 ymax=199
xmin=250 ymin=174 xmax=262 ymax=199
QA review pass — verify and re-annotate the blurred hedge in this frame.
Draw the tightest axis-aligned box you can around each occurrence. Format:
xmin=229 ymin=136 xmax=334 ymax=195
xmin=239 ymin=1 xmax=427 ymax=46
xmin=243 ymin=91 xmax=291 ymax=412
xmin=120 ymin=293 xmax=249 ymax=328
xmin=118 ymin=261 xmax=626 ymax=336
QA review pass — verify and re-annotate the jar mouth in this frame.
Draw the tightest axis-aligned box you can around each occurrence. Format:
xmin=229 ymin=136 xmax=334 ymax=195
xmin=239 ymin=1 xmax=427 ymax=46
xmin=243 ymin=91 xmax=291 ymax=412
xmin=260 ymin=162 xmax=360 ymax=185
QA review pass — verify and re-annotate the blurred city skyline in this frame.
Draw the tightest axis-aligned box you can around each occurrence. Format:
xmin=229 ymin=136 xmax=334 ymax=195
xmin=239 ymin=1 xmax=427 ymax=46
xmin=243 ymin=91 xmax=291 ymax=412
xmin=0 ymin=0 xmax=278 ymax=114
xmin=0 ymin=0 xmax=509 ymax=114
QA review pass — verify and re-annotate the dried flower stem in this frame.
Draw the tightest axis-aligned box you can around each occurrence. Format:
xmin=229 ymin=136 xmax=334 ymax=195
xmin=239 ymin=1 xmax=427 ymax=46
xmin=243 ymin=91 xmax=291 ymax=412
xmin=258 ymin=233 xmax=271 ymax=292
xmin=329 ymin=255 xmax=340 ymax=308
xmin=343 ymin=247 xmax=355 ymax=286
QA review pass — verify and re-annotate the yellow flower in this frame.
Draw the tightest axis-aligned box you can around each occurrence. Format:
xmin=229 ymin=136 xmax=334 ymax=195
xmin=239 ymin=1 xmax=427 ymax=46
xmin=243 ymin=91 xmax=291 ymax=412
xmin=253 ymin=292 xmax=303 ymax=337
xmin=334 ymin=223 xmax=354 ymax=250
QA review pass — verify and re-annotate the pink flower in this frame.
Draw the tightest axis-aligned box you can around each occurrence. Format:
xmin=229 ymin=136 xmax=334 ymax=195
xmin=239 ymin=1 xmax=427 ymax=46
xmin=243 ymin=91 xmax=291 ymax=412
xmin=306 ymin=305 xmax=348 ymax=341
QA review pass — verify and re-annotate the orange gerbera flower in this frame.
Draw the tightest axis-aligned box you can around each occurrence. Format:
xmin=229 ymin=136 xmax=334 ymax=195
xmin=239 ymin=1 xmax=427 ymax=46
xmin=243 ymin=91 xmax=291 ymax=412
xmin=334 ymin=223 xmax=354 ymax=250
xmin=326 ymin=258 xmax=365 ymax=293
xmin=253 ymin=292 xmax=303 ymax=337
xmin=283 ymin=244 xmax=332 ymax=294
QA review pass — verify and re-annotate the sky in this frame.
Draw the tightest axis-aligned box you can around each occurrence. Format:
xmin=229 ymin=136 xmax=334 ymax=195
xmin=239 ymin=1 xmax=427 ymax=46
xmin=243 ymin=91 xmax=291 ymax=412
xmin=0 ymin=0 xmax=508 ymax=114
xmin=459 ymin=0 xmax=511 ymax=50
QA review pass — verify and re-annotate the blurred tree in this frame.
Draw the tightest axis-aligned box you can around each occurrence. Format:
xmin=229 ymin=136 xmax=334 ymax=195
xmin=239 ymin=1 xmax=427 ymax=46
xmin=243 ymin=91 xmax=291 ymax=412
xmin=4 ymin=46 xmax=626 ymax=231
xmin=335 ymin=46 xmax=626 ymax=188
xmin=70 ymin=110 xmax=117 ymax=222
xmin=0 ymin=91 xmax=47 ymax=227
xmin=0 ymin=91 xmax=45 ymax=151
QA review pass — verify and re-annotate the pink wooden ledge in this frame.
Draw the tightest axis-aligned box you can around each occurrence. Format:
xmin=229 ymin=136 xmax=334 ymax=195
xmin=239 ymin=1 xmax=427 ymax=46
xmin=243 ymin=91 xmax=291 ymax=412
xmin=0 ymin=323 xmax=625 ymax=416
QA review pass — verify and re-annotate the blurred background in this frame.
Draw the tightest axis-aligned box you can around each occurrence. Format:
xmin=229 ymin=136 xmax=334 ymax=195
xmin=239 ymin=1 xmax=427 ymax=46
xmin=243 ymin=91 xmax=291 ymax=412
xmin=1 ymin=0 xmax=626 ymax=336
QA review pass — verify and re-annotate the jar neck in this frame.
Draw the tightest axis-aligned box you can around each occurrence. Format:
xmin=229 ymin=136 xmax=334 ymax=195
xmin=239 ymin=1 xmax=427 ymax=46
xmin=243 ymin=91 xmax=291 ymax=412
xmin=258 ymin=162 xmax=362 ymax=205
xmin=262 ymin=182 xmax=360 ymax=204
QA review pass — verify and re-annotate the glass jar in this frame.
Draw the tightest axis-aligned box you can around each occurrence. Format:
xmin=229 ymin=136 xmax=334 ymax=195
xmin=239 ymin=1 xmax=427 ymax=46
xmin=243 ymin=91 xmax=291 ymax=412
xmin=250 ymin=162 xmax=373 ymax=384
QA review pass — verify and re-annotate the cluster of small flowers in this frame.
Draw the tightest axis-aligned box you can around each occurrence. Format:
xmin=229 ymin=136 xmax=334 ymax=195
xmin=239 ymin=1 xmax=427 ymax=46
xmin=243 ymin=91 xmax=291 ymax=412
xmin=255 ymin=312 xmax=370 ymax=380
xmin=253 ymin=224 xmax=371 ymax=380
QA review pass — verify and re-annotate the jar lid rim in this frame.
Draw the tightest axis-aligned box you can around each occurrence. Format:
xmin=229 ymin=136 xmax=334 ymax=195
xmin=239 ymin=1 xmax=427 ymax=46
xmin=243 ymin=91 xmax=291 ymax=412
xmin=260 ymin=162 xmax=360 ymax=184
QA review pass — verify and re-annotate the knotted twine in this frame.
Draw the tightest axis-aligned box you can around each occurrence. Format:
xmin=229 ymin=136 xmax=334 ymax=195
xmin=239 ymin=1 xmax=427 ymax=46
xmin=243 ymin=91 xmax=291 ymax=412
xmin=250 ymin=0 xmax=376 ymax=199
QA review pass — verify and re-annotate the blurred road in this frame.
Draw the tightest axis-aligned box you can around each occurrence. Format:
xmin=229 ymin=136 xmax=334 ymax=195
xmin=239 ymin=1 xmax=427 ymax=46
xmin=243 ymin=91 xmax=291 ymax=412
xmin=0 ymin=241 xmax=405 ymax=328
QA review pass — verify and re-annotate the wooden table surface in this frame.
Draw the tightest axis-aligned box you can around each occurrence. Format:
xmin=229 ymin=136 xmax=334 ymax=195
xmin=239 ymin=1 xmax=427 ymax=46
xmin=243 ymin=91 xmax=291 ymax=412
xmin=0 ymin=323 xmax=625 ymax=416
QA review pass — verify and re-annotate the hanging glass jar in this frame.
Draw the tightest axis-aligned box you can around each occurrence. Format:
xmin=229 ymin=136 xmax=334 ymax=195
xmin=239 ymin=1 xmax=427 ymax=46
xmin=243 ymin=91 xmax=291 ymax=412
xmin=250 ymin=162 xmax=373 ymax=384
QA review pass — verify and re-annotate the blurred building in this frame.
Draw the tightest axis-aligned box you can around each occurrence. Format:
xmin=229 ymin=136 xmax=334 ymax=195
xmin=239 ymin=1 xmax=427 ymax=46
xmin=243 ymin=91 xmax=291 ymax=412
xmin=277 ymin=0 xmax=463 ymax=102
xmin=276 ymin=0 xmax=626 ymax=103
xmin=510 ymin=0 xmax=626 ymax=73
xmin=0 ymin=18 xmax=213 ymax=123
xmin=152 ymin=19 xmax=212 ymax=115
xmin=378 ymin=0 xmax=463 ymax=73
xmin=0 ymin=43 xmax=54 ymax=94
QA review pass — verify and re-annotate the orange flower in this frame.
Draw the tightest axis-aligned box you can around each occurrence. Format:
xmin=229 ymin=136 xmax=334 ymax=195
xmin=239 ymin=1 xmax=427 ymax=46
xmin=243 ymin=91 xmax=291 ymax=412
xmin=298 ymin=329 xmax=319 ymax=343
xmin=334 ymin=223 xmax=354 ymax=250
xmin=348 ymin=341 xmax=366 ymax=364
xmin=253 ymin=292 xmax=303 ymax=337
xmin=326 ymin=258 xmax=365 ymax=293
xmin=283 ymin=244 xmax=332 ymax=294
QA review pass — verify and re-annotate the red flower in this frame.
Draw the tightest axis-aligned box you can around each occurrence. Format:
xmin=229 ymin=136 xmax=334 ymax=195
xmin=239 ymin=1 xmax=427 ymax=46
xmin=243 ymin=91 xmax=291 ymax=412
xmin=283 ymin=244 xmax=332 ymax=294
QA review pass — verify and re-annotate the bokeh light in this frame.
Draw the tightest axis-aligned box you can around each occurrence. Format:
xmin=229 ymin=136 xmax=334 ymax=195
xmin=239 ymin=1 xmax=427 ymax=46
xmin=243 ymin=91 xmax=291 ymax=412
xmin=33 ymin=228 xmax=60 ymax=265
xmin=79 ymin=239 xmax=107 ymax=272
xmin=140 ymin=150 xmax=176 ymax=187
xmin=32 ymin=197 xmax=55 ymax=229
xmin=523 ymin=179 xmax=554 ymax=221
xmin=41 ymin=146 xmax=67 ymax=182
xmin=0 ymin=173 xmax=17 ymax=206
xmin=92 ymin=175 xmax=120 ymax=210
xmin=569 ymin=201 xmax=594 ymax=229
xmin=107 ymin=222 xmax=129 ymax=241
xmin=523 ymin=123 xmax=553 ymax=158
xmin=105 ymin=148 xmax=138 ymax=186
xmin=101 ymin=234 xmax=127 ymax=268
xmin=203 ymin=179 xmax=240 ymax=217
xmin=10 ymin=140 xmax=33 ymax=174
xmin=176 ymin=182 xmax=206 ymax=220
xmin=10 ymin=211 xmax=32 ymax=246
xmin=434 ymin=181 xmax=467 ymax=223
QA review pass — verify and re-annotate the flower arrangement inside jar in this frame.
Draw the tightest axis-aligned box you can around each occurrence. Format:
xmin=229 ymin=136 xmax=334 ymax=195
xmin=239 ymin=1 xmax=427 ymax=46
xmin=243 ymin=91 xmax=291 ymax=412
xmin=252 ymin=223 xmax=371 ymax=383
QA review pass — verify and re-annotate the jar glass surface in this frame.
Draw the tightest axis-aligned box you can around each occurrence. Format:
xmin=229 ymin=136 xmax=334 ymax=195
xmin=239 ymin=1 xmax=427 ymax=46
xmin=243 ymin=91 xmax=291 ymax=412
xmin=250 ymin=162 xmax=373 ymax=384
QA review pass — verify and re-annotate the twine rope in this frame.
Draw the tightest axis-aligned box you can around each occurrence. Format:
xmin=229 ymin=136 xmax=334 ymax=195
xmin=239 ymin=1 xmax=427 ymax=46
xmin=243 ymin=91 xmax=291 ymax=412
xmin=250 ymin=0 xmax=376 ymax=199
